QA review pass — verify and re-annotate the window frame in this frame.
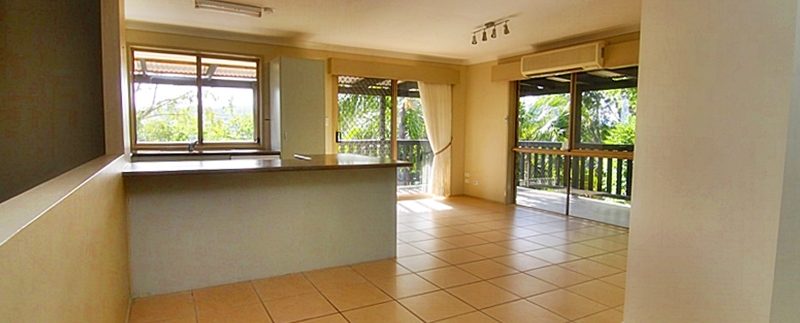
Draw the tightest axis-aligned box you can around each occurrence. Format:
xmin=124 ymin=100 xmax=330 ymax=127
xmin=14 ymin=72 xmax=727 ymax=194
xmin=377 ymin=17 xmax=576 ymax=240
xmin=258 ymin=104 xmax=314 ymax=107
xmin=128 ymin=46 xmax=263 ymax=152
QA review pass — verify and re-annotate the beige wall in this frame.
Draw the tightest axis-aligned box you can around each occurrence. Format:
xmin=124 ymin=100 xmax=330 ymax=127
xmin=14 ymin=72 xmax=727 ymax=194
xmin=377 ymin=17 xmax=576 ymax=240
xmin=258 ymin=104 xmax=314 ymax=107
xmin=626 ymin=0 xmax=799 ymax=321
xmin=463 ymin=62 xmax=512 ymax=203
xmin=125 ymin=29 xmax=467 ymax=195
xmin=0 ymin=157 xmax=130 ymax=322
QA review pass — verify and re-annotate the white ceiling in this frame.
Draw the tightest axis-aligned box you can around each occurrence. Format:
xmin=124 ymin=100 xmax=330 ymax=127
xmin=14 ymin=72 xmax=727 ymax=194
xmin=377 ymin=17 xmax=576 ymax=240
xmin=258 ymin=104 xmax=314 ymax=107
xmin=125 ymin=0 xmax=641 ymax=65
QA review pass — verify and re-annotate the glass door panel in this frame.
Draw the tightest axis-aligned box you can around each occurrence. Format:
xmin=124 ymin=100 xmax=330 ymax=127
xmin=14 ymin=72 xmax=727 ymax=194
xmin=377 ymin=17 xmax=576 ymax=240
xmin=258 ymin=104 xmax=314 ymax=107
xmin=396 ymin=81 xmax=432 ymax=194
xmin=568 ymin=67 xmax=638 ymax=227
xmin=515 ymin=77 xmax=571 ymax=214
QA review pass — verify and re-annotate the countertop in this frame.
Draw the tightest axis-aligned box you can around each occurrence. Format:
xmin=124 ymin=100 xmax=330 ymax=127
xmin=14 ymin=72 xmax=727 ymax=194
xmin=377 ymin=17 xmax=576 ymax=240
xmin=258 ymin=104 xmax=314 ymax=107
xmin=122 ymin=154 xmax=412 ymax=177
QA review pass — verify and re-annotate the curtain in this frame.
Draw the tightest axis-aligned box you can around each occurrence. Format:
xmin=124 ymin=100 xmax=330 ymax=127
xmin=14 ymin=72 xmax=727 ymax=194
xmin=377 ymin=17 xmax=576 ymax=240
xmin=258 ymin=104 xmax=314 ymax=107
xmin=418 ymin=82 xmax=452 ymax=197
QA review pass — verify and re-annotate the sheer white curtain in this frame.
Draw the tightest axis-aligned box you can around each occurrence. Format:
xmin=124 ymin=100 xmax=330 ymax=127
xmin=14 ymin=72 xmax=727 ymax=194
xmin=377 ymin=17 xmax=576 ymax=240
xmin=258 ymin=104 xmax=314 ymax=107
xmin=418 ymin=82 xmax=452 ymax=197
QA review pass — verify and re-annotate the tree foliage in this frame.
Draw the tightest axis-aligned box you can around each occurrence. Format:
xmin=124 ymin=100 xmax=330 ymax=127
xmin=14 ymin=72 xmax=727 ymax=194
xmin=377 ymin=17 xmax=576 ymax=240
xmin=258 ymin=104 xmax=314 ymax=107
xmin=518 ymin=87 xmax=637 ymax=146
xmin=134 ymin=84 xmax=255 ymax=143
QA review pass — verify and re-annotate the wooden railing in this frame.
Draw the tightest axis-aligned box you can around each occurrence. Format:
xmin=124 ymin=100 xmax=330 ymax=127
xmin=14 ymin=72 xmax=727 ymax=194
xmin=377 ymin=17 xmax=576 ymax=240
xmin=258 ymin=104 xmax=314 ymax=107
xmin=514 ymin=141 xmax=634 ymax=200
xmin=337 ymin=139 xmax=433 ymax=187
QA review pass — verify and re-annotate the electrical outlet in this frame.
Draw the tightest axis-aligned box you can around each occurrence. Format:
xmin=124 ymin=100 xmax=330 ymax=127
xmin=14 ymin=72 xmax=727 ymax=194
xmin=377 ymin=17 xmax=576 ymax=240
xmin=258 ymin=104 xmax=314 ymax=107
xmin=472 ymin=179 xmax=480 ymax=186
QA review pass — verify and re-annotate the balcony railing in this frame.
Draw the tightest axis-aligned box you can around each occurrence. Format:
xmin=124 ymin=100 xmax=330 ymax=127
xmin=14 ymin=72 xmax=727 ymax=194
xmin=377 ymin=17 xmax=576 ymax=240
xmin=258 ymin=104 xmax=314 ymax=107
xmin=515 ymin=141 xmax=634 ymax=201
xmin=337 ymin=139 xmax=433 ymax=187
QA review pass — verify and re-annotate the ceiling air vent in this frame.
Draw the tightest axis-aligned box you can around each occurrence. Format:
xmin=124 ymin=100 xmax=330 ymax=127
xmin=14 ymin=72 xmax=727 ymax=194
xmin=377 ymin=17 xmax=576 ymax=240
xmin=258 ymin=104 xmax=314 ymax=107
xmin=521 ymin=41 xmax=605 ymax=78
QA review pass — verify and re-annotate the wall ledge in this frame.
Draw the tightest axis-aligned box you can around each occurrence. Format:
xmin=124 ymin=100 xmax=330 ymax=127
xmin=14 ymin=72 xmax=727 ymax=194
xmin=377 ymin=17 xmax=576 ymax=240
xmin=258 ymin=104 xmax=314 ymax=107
xmin=0 ymin=154 xmax=125 ymax=246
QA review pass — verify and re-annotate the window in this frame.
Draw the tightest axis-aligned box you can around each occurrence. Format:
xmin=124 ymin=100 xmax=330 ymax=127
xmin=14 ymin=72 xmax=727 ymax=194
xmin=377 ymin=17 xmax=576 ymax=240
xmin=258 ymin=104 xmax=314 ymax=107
xmin=131 ymin=49 xmax=260 ymax=149
xmin=576 ymin=67 xmax=638 ymax=148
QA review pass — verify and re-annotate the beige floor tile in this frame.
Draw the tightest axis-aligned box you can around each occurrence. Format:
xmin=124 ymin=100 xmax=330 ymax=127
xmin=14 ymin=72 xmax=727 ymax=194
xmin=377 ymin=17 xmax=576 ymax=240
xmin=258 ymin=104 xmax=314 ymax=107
xmin=398 ymin=231 xmax=436 ymax=243
xmin=351 ymin=259 xmax=411 ymax=281
xmin=492 ymin=253 xmax=551 ymax=271
xmin=600 ymin=272 xmax=626 ymax=288
xmin=397 ymin=244 xmax=427 ymax=257
xmin=342 ymin=301 xmax=422 ymax=323
xmin=580 ymin=238 xmax=627 ymax=252
xmin=528 ymin=289 xmax=607 ymax=320
xmin=567 ymin=280 xmax=626 ymax=307
xmin=304 ymin=266 xmax=367 ymax=291
xmin=560 ymin=260 xmax=622 ymax=278
xmin=417 ymin=266 xmax=481 ymax=288
xmin=410 ymin=238 xmax=459 ymax=252
xmin=318 ymin=281 xmax=391 ymax=311
xmin=194 ymin=282 xmax=261 ymax=312
xmin=553 ymin=243 xmax=607 ymax=258
xmin=253 ymin=274 xmax=317 ymax=302
xmin=397 ymin=254 xmax=450 ymax=272
xmin=604 ymin=234 xmax=629 ymax=245
xmin=450 ymin=223 xmax=493 ymax=234
xmin=297 ymin=314 xmax=348 ymax=322
xmin=447 ymin=281 xmax=519 ymax=309
xmin=369 ymin=273 xmax=440 ymax=299
xmin=430 ymin=248 xmax=486 ymax=265
xmin=574 ymin=309 xmax=624 ymax=323
xmin=525 ymin=266 xmax=593 ymax=287
xmin=465 ymin=244 xmax=515 ymax=258
xmin=501 ymin=227 xmax=542 ymax=238
xmin=419 ymin=227 xmax=465 ymax=238
xmin=525 ymin=235 xmax=569 ymax=247
xmin=435 ymin=311 xmax=497 ymax=323
xmin=441 ymin=234 xmax=490 ymax=247
xmin=492 ymin=239 xmax=546 ymax=252
xmin=262 ymin=291 xmax=336 ymax=323
xmin=524 ymin=248 xmax=581 ymax=264
xmin=488 ymin=273 xmax=558 ymax=297
xmin=197 ymin=302 xmax=272 ymax=323
xmin=549 ymin=231 xmax=597 ymax=242
xmin=129 ymin=292 xmax=195 ymax=323
xmin=472 ymin=230 xmax=516 ymax=242
xmin=482 ymin=300 xmax=567 ymax=323
xmin=589 ymin=253 xmax=628 ymax=270
xmin=458 ymin=260 xmax=518 ymax=279
xmin=398 ymin=291 xmax=473 ymax=322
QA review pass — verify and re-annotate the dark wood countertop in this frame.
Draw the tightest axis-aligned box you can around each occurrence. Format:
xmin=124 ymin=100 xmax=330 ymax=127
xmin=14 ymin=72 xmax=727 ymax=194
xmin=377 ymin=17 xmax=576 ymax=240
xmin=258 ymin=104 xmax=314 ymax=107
xmin=122 ymin=154 xmax=412 ymax=177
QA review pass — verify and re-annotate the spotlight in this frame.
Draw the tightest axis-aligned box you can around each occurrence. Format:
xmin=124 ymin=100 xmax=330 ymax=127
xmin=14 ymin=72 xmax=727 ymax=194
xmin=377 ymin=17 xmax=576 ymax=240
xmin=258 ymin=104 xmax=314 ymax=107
xmin=504 ymin=22 xmax=510 ymax=35
xmin=491 ymin=27 xmax=497 ymax=39
xmin=482 ymin=30 xmax=487 ymax=42
xmin=472 ymin=34 xmax=477 ymax=45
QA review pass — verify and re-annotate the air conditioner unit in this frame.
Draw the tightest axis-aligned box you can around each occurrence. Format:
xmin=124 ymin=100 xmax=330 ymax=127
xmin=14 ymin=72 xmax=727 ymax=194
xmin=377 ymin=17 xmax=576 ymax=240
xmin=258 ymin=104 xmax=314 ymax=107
xmin=520 ymin=41 xmax=605 ymax=78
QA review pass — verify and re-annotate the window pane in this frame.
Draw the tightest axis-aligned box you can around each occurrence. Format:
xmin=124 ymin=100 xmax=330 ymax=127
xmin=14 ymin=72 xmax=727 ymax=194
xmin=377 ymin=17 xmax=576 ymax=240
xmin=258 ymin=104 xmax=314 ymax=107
xmin=577 ymin=67 xmax=638 ymax=146
xmin=200 ymin=57 xmax=257 ymax=143
xmin=132 ymin=50 xmax=198 ymax=143
xmin=336 ymin=76 xmax=392 ymax=157
xmin=517 ymin=77 xmax=571 ymax=148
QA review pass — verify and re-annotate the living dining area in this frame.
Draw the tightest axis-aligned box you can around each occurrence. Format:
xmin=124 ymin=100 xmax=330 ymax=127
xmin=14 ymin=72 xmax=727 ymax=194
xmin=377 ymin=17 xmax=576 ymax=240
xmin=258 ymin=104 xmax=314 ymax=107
xmin=2 ymin=1 xmax=800 ymax=323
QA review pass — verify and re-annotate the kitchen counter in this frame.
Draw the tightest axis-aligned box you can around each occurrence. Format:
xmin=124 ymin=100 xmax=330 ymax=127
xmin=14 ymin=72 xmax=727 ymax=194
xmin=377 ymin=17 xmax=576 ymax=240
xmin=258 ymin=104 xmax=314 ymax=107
xmin=122 ymin=154 xmax=411 ymax=176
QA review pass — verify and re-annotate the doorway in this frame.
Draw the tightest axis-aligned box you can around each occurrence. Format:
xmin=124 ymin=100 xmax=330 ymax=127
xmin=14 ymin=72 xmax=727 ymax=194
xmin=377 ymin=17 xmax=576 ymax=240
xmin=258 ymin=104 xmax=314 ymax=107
xmin=514 ymin=67 xmax=638 ymax=227
xmin=335 ymin=76 xmax=433 ymax=196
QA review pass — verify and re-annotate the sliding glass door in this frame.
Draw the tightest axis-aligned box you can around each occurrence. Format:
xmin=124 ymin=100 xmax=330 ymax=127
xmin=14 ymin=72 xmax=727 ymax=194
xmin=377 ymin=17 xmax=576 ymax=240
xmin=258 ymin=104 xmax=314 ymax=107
xmin=514 ymin=67 xmax=638 ymax=227
xmin=336 ymin=76 xmax=433 ymax=195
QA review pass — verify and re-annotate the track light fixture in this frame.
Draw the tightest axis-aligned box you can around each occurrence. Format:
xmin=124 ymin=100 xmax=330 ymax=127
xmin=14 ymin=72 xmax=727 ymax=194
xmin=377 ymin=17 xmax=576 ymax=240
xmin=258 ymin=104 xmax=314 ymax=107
xmin=471 ymin=18 xmax=510 ymax=45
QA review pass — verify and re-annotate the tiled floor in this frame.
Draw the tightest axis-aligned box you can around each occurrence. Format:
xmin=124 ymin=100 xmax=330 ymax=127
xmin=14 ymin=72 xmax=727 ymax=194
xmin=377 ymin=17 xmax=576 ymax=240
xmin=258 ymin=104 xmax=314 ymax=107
xmin=129 ymin=196 xmax=628 ymax=323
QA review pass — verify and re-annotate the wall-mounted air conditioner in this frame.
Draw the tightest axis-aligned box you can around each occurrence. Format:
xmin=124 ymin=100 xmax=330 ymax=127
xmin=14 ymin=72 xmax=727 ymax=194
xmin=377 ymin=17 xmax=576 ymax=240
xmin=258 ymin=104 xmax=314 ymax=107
xmin=520 ymin=41 xmax=605 ymax=78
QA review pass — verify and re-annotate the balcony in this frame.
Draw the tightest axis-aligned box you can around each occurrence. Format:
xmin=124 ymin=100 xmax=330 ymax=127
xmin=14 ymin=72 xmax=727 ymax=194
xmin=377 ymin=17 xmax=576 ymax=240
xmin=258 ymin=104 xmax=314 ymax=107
xmin=337 ymin=139 xmax=433 ymax=193
xmin=515 ymin=141 xmax=633 ymax=227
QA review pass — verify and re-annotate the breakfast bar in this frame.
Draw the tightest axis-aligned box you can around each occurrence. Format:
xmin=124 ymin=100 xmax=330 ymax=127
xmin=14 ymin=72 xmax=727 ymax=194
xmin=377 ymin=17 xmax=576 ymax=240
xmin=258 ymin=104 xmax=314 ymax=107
xmin=123 ymin=154 xmax=410 ymax=297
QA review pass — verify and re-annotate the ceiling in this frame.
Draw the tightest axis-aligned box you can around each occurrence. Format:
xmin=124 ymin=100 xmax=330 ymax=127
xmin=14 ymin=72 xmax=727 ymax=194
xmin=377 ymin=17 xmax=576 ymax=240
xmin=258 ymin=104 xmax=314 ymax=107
xmin=125 ymin=0 xmax=641 ymax=65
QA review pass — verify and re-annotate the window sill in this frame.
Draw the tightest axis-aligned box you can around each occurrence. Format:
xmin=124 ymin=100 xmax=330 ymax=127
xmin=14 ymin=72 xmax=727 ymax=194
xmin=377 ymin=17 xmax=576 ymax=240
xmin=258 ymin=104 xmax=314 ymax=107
xmin=131 ymin=150 xmax=280 ymax=162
